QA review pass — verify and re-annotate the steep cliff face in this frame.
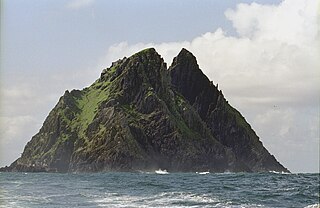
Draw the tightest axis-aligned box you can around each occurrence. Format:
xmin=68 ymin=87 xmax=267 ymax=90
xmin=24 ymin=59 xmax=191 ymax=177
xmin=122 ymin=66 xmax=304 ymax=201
xmin=169 ymin=49 xmax=288 ymax=172
xmin=2 ymin=48 xmax=288 ymax=173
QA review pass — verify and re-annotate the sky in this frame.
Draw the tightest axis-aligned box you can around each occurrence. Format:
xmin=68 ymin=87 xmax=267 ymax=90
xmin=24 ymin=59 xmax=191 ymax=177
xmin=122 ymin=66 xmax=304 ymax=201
xmin=0 ymin=0 xmax=319 ymax=173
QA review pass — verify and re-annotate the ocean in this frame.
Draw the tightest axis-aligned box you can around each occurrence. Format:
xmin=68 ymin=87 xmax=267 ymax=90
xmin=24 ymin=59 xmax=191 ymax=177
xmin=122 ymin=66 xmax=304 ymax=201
xmin=0 ymin=171 xmax=319 ymax=208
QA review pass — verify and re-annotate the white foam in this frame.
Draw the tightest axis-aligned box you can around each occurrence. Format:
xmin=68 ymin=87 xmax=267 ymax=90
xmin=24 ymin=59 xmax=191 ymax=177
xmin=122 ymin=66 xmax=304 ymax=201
xmin=269 ymin=171 xmax=290 ymax=175
xmin=93 ymin=192 xmax=220 ymax=207
xmin=198 ymin=171 xmax=210 ymax=175
xmin=93 ymin=192 xmax=267 ymax=208
xmin=304 ymin=204 xmax=320 ymax=208
xmin=155 ymin=169 xmax=169 ymax=174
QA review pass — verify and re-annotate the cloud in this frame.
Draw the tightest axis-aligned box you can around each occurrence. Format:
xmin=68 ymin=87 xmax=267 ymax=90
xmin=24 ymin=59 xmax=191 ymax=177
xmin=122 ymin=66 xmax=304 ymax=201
xmin=0 ymin=115 xmax=39 ymax=166
xmin=0 ymin=67 xmax=101 ymax=167
xmin=225 ymin=0 xmax=318 ymax=46
xmin=101 ymin=0 xmax=319 ymax=172
xmin=66 ymin=0 xmax=95 ymax=10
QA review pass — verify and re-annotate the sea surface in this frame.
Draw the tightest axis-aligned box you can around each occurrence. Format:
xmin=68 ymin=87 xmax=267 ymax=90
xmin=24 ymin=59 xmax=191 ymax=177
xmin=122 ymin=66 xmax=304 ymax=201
xmin=0 ymin=171 xmax=319 ymax=208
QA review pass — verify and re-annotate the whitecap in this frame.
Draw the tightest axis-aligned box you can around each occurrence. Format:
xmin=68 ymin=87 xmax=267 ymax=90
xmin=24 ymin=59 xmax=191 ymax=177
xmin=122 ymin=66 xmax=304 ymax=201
xmin=93 ymin=191 xmax=220 ymax=207
xmin=304 ymin=204 xmax=320 ymax=208
xmin=155 ymin=169 xmax=169 ymax=174
xmin=198 ymin=171 xmax=210 ymax=175
xmin=269 ymin=171 xmax=290 ymax=175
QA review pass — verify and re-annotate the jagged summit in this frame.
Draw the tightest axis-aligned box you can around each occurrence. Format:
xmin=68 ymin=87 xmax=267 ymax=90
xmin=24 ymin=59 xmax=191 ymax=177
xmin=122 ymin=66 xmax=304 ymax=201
xmin=175 ymin=48 xmax=199 ymax=67
xmin=1 ymin=48 xmax=288 ymax=173
xmin=135 ymin=47 xmax=158 ymax=55
xmin=170 ymin=48 xmax=212 ymax=107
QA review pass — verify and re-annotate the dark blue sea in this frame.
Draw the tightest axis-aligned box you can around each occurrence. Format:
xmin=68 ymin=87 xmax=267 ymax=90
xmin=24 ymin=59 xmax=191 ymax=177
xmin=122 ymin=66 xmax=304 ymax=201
xmin=0 ymin=171 xmax=319 ymax=208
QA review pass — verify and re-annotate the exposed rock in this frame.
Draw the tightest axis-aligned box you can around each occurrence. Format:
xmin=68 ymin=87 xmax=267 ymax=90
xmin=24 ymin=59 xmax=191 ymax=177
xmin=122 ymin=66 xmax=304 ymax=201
xmin=169 ymin=48 xmax=288 ymax=172
xmin=2 ymin=48 xmax=289 ymax=173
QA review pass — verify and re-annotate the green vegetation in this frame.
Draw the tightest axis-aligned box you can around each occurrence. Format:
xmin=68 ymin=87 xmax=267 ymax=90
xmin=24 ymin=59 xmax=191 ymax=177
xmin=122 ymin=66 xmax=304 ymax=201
xmin=8 ymin=48 xmax=287 ymax=173
xmin=75 ymin=87 xmax=109 ymax=128
xmin=146 ymin=86 xmax=154 ymax=98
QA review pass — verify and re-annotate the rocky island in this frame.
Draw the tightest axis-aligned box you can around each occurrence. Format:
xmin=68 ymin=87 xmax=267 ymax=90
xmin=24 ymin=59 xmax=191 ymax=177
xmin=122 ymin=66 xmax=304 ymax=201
xmin=1 ymin=48 xmax=289 ymax=173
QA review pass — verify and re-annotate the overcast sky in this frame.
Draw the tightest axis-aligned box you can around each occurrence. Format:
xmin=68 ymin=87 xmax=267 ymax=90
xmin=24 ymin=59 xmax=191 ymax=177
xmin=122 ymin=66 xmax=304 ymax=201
xmin=0 ymin=0 xmax=319 ymax=173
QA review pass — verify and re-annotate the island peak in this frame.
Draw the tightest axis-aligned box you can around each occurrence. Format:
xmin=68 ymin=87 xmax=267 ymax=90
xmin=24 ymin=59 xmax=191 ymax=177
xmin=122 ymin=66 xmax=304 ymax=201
xmin=1 ymin=48 xmax=289 ymax=173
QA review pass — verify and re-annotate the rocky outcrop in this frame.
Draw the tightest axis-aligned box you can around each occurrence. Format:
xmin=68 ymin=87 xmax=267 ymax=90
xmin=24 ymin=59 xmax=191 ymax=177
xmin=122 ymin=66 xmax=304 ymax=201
xmin=169 ymin=49 xmax=288 ymax=172
xmin=1 ymin=48 xmax=289 ymax=173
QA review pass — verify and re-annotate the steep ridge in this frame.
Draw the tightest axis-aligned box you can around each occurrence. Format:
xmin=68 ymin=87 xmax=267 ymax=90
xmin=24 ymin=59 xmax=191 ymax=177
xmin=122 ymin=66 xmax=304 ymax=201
xmin=1 ymin=48 xmax=288 ymax=173
xmin=169 ymin=48 xmax=288 ymax=172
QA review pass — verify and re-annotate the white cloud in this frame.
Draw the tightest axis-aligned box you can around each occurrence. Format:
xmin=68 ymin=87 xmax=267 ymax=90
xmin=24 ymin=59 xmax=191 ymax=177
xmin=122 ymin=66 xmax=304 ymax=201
xmin=0 ymin=116 xmax=37 ymax=144
xmin=0 ymin=115 xmax=39 ymax=166
xmin=66 ymin=0 xmax=95 ymax=10
xmin=101 ymin=0 xmax=319 ymax=172
xmin=0 ymin=67 xmax=101 ymax=167
xmin=225 ymin=0 xmax=319 ymax=46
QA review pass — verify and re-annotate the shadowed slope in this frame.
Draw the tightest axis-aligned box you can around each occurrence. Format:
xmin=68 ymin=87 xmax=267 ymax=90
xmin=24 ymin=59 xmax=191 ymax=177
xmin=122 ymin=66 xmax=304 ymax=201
xmin=169 ymin=48 xmax=288 ymax=172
